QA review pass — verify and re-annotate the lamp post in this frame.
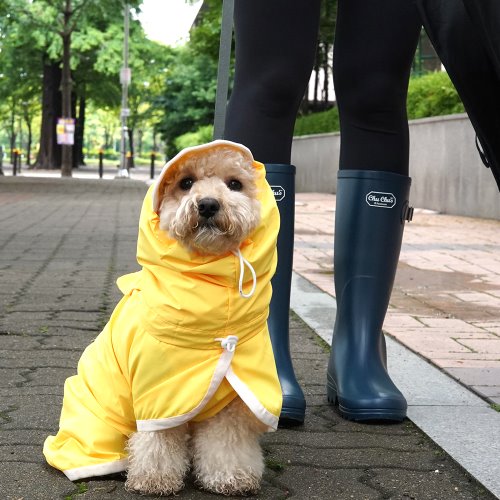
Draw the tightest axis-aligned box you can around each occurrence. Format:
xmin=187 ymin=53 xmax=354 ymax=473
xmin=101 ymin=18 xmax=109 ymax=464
xmin=116 ymin=2 xmax=131 ymax=179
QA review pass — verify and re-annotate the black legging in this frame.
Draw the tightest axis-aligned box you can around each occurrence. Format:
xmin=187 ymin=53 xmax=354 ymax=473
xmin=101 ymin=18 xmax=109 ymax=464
xmin=224 ymin=0 xmax=422 ymax=175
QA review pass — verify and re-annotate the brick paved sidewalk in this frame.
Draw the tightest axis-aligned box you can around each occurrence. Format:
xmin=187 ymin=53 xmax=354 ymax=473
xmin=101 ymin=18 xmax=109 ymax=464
xmin=294 ymin=193 xmax=500 ymax=407
xmin=1 ymin=177 xmax=497 ymax=499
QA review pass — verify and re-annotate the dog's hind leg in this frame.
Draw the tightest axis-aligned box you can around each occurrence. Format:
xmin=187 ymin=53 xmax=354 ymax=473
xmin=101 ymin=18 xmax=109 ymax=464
xmin=125 ymin=425 xmax=190 ymax=496
xmin=191 ymin=397 xmax=268 ymax=495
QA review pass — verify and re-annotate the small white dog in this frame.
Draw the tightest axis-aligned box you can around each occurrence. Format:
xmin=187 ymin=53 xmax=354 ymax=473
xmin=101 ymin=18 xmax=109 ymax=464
xmin=43 ymin=141 xmax=282 ymax=496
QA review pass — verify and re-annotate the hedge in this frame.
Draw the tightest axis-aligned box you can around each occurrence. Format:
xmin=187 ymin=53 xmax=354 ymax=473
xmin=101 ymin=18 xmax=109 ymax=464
xmin=293 ymin=71 xmax=464 ymax=137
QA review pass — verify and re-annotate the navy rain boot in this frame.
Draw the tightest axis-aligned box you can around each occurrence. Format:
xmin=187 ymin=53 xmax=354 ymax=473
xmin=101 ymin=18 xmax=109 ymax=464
xmin=327 ymin=170 xmax=413 ymax=422
xmin=265 ymin=164 xmax=306 ymax=426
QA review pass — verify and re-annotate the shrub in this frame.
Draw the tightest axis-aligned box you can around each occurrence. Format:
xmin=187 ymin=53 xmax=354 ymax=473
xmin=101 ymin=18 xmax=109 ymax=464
xmin=293 ymin=71 xmax=465 ymax=137
xmin=406 ymin=71 xmax=464 ymax=119
xmin=294 ymin=107 xmax=340 ymax=137
xmin=173 ymin=125 xmax=214 ymax=153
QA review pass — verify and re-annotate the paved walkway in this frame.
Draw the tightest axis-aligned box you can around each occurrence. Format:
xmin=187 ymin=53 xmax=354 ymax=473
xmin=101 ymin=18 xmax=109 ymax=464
xmin=0 ymin=171 xmax=499 ymax=499
xmin=293 ymin=193 xmax=500 ymax=407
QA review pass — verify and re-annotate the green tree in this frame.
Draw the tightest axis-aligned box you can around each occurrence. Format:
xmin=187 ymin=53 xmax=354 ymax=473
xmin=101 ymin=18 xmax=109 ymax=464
xmin=0 ymin=9 xmax=42 ymax=165
xmin=155 ymin=0 xmax=223 ymax=156
xmin=6 ymin=0 xmax=142 ymax=174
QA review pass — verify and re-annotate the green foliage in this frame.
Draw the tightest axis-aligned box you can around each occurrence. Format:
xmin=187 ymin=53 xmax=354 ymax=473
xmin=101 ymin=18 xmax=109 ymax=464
xmin=156 ymin=0 xmax=223 ymax=157
xmin=174 ymin=125 xmax=214 ymax=152
xmin=0 ymin=0 xmax=169 ymax=162
xmin=406 ymin=71 xmax=464 ymax=119
xmin=157 ymin=46 xmax=218 ymax=157
xmin=294 ymin=107 xmax=340 ymax=136
xmin=294 ymin=71 xmax=464 ymax=137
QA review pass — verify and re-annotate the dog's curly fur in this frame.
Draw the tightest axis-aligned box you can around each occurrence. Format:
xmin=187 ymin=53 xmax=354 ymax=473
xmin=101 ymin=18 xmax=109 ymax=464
xmin=125 ymin=147 xmax=270 ymax=496
xmin=158 ymin=147 xmax=261 ymax=255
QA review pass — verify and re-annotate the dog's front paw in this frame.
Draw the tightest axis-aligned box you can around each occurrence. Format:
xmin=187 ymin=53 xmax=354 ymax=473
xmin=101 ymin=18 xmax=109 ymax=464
xmin=196 ymin=469 xmax=261 ymax=496
xmin=125 ymin=471 xmax=185 ymax=496
xmin=126 ymin=428 xmax=190 ymax=496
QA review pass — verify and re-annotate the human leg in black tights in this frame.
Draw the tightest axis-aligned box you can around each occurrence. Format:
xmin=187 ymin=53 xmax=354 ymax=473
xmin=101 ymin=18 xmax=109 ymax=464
xmin=225 ymin=0 xmax=422 ymax=423
xmin=333 ymin=0 xmax=421 ymax=175
xmin=225 ymin=0 xmax=321 ymax=425
xmin=327 ymin=0 xmax=421 ymax=421
xmin=225 ymin=0 xmax=321 ymax=163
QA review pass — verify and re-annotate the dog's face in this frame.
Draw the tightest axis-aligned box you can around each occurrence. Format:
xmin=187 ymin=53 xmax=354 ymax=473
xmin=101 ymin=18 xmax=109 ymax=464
xmin=158 ymin=148 xmax=261 ymax=255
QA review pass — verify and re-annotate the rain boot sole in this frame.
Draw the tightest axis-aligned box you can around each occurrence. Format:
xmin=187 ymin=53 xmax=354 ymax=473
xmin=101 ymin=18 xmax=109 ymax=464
xmin=279 ymin=399 xmax=306 ymax=427
xmin=327 ymin=380 xmax=406 ymax=423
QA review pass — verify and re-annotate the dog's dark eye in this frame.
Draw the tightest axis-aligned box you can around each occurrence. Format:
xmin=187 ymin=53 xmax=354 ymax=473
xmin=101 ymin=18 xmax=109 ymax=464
xmin=179 ymin=177 xmax=194 ymax=191
xmin=227 ymin=179 xmax=242 ymax=191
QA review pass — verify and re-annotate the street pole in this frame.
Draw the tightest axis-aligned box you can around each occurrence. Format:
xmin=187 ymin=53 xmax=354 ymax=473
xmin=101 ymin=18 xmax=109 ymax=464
xmin=213 ymin=0 xmax=234 ymax=140
xmin=116 ymin=1 xmax=130 ymax=179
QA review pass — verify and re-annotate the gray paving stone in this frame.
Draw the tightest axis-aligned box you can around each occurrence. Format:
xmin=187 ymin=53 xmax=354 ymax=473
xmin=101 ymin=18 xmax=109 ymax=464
xmin=1 ymin=177 xmax=497 ymax=500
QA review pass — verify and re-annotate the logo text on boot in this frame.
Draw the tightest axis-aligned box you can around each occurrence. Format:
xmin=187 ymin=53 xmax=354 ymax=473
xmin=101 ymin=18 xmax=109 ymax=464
xmin=271 ymin=186 xmax=285 ymax=202
xmin=366 ymin=191 xmax=396 ymax=208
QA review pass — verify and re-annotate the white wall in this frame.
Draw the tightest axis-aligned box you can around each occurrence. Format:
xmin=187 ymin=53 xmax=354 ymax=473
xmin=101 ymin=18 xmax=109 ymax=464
xmin=291 ymin=113 xmax=500 ymax=220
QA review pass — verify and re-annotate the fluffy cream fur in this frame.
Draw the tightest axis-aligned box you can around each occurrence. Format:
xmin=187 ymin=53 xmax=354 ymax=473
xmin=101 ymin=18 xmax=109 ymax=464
xmin=126 ymin=426 xmax=190 ymax=495
xmin=191 ymin=398 xmax=268 ymax=495
xmin=126 ymin=398 xmax=268 ymax=496
xmin=125 ymin=148 xmax=270 ymax=496
xmin=158 ymin=147 xmax=261 ymax=255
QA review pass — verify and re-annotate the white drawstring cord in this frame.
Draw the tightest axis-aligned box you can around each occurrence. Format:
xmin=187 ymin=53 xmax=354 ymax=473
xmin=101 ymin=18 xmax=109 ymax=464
xmin=233 ymin=249 xmax=257 ymax=298
xmin=215 ymin=335 xmax=238 ymax=352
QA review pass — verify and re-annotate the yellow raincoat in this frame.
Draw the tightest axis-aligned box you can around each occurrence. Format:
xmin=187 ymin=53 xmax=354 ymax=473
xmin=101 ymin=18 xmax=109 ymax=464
xmin=43 ymin=141 xmax=282 ymax=481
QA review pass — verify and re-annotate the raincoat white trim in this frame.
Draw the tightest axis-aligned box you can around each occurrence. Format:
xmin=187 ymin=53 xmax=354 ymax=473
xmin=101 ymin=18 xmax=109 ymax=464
xmin=136 ymin=336 xmax=279 ymax=432
xmin=64 ymin=459 xmax=128 ymax=481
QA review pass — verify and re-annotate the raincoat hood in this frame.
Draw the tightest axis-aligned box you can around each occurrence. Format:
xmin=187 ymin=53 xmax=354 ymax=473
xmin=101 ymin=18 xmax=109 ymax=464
xmin=118 ymin=139 xmax=280 ymax=344
xmin=43 ymin=141 xmax=282 ymax=481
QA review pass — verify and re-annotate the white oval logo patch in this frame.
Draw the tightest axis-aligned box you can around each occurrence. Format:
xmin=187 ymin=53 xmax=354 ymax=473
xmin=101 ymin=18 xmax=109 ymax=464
xmin=271 ymin=185 xmax=285 ymax=202
xmin=366 ymin=191 xmax=396 ymax=208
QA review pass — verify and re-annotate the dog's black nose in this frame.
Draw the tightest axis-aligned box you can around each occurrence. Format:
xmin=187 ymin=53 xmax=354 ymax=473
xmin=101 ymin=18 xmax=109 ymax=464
xmin=198 ymin=198 xmax=220 ymax=218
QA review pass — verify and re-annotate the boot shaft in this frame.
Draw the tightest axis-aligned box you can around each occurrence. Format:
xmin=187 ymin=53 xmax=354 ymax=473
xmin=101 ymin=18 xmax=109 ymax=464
xmin=334 ymin=170 xmax=412 ymax=302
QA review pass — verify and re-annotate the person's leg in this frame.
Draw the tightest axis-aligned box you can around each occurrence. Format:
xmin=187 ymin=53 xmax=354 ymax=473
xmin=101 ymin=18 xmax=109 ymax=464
xmin=327 ymin=0 xmax=421 ymax=421
xmin=225 ymin=0 xmax=321 ymax=162
xmin=333 ymin=0 xmax=421 ymax=174
xmin=225 ymin=0 xmax=321 ymax=425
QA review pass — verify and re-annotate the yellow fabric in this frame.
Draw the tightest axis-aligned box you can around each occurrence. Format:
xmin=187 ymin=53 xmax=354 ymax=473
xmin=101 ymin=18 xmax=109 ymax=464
xmin=43 ymin=155 xmax=282 ymax=479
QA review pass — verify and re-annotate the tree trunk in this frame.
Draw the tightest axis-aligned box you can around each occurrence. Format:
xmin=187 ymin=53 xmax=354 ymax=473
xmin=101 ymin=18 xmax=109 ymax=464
xmin=26 ymin=121 xmax=32 ymax=166
xmin=323 ymin=42 xmax=330 ymax=108
xmin=313 ymin=48 xmax=320 ymax=109
xmin=35 ymin=60 xmax=62 ymax=169
xmin=127 ymin=126 xmax=135 ymax=169
xmin=60 ymin=17 xmax=73 ymax=177
xmin=74 ymin=91 xmax=86 ymax=167
xmin=22 ymin=108 xmax=32 ymax=166
xmin=104 ymin=127 xmax=112 ymax=149
xmin=9 ymin=102 xmax=16 ymax=165
xmin=137 ymin=128 xmax=143 ymax=155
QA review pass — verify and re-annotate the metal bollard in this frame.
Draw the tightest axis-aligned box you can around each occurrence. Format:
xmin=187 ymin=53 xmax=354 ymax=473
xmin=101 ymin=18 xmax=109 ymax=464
xmin=150 ymin=152 xmax=156 ymax=179
xmin=98 ymin=149 xmax=104 ymax=179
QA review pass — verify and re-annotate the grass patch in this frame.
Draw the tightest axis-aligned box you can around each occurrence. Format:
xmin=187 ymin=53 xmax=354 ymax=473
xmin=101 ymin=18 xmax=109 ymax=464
xmin=313 ymin=334 xmax=331 ymax=353
xmin=265 ymin=457 xmax=286 ymax=472
xmin=64 ymin=482 xmax=88 ymax=500
xmin=490 ymin=403 xmax=500 ymax=412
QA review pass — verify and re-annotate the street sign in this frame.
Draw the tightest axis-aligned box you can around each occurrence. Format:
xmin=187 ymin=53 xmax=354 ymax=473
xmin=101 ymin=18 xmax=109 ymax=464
xmin=56 ymin=118 xmax=75 ymax=145
xmin=120 ymin=67 xmax=131 ymax=85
